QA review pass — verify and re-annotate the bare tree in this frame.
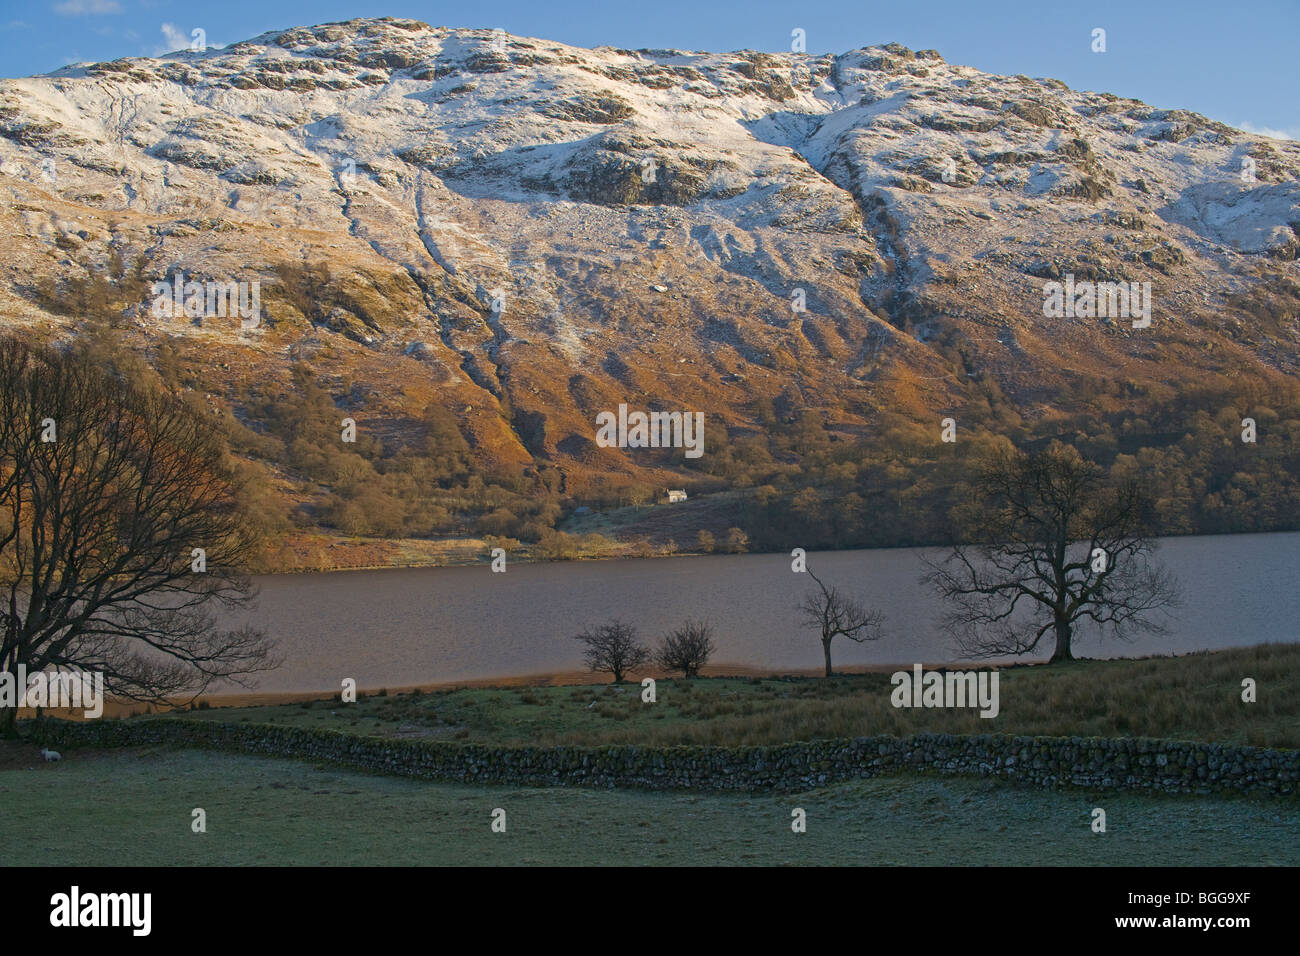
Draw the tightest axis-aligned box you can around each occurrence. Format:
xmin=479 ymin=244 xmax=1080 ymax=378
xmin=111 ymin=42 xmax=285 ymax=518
xmin=923 ymin=442 xmax=1181 ymax=663
xmin=0 ymin=336 xmax=276 ymax=736
xmin=798 ymin=566 xmax=885 ymax=677
xmin=655 ymin=619 xmax=715 ymax=678
xmin=573 ymin=619 xmax=648 ymax=683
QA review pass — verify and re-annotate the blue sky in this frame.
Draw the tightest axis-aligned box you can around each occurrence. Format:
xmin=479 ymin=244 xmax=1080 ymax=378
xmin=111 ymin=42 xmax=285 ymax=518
xmin=2 ymin=0 xmax=1296 ymax=138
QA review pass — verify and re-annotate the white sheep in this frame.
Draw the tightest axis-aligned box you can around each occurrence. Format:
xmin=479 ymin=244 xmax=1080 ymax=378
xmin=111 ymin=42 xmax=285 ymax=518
xmin=39 ymin=748 xmax=61 ymax=762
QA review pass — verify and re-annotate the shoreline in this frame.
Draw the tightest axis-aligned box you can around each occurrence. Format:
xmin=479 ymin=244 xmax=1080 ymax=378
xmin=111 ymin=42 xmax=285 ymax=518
xmin=22 ymin=659 xmax=1014 ymax=719
xmin=27 ymin=651 xmax=1228 ymax=718
xmin=253 ymin=527 xmax=1300 ymax=577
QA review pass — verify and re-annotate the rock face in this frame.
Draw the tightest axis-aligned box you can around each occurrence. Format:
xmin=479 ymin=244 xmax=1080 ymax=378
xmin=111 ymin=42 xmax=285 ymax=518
xmin=1 ymin=17 xmax=1298 ymax=487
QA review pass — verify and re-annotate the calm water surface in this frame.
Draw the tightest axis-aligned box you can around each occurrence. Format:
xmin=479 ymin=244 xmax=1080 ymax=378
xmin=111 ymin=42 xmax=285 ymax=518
xmin=218 ymin=532 xmax=1300 ymax=693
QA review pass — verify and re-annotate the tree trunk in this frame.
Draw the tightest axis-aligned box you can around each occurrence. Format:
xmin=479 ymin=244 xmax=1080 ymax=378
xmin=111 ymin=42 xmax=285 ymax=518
xmin=1050 ymin=619 xmax=1073 ymax=662
xmin=1 ymin=644 xmax=17 ymax=737
xmin=823 ymin=639 xmax=833 ymax=677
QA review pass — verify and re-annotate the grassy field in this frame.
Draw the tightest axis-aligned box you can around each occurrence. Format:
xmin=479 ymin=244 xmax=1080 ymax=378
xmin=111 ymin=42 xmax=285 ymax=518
xmin=162 ymin=644 xmax=1300 ymax=749
xmin=3 ymin=744 xmax=1296 ymax=866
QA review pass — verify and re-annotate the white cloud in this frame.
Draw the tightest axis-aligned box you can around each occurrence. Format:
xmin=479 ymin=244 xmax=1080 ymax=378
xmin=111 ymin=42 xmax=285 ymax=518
xmin=158 ymin=23 xmax=189 ymax=52
xmin=54 ymin=0 xmax=122 ymax=15
xmin=154 ymin=23 xmax=222 ymax=56
xmin=1238 ymin=121 xmax=1298 ymax=141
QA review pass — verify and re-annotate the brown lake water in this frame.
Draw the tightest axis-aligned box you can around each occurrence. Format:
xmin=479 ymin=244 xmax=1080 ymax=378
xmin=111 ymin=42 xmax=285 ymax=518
xmin=218 ymin=531 xmax=1300 ymax=693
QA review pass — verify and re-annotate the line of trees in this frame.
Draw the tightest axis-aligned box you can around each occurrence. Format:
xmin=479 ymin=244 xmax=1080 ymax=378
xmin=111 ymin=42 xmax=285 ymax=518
xmin=710 ymin=380 xmax=1300 ymax=555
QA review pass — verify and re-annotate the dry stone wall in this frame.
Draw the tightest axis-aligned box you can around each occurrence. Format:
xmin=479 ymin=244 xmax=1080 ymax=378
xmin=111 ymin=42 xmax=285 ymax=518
xmin=29 ymin=719 xmax=1300 ymax=796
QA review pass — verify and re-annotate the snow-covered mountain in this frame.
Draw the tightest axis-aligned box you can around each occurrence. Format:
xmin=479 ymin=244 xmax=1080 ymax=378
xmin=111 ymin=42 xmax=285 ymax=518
xmin=2 ymin=17 xmax=1298 ymax=487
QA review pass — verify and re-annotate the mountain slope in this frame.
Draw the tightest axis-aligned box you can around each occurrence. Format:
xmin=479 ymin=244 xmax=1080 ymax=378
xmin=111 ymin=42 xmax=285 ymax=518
xmin=1 ymin=17 xmax=1298 ymax=535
